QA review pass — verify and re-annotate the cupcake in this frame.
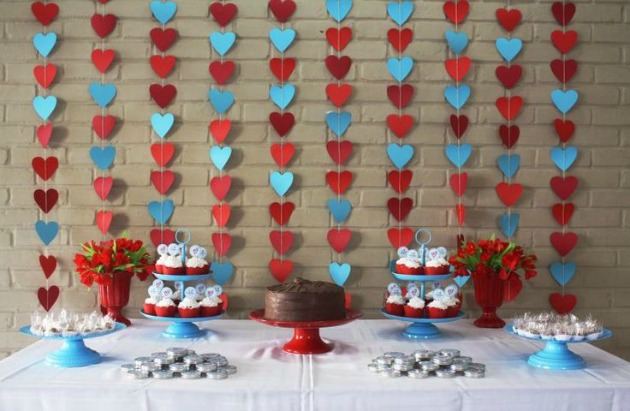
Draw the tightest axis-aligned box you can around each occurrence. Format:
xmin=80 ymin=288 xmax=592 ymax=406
xmin=186 ymin=256 xmax=210 ymax=275
xmin=404 ymin=296 xmax=425 ymax=318
xmin=178 ymin=297 xmax=200 ymax=318
xmin=143 ymin=296 xmax=159 ymax=316
xmin=394 ymin=257 xmax=423 ymax=275
xmin=426 ymin=299 xmax=449 ymax=319
xmin=385 ymin=294 xmax=405 ymax=316
xmin=155 ymin=253 xmax=168 ymax=274
xmin=444 ymin=296 xmax=462 ymax=317
xmin=423 ymin=257 xmax=450 ymax=275
xmin=200 ymin=296 xmax=223 ymax=317
xmin=163 ymin=255 xmax=185 ymax=275
xmin=154 ymin=298 xmax=177 ymax=317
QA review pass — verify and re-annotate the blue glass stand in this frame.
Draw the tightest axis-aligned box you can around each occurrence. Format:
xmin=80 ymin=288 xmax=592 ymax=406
xmin=140 ymin=311 xmax=224 ymax=339
xmin=381 ymin=309 xmax=465 ymax=339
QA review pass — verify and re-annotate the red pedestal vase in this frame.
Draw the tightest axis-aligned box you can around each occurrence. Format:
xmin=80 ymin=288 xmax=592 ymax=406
xmin=98 ymin=272 xmax=133 ymax=326
xmin=472 ymin=271 xmax=506 ymax=328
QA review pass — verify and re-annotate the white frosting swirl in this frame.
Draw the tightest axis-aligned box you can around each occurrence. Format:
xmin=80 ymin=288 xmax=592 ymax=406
xmin=425 ymin=258 xmax=449 ymax=268
xmin=144 ymin=297 xmax=159 ymax=305
xmin=443 ymin=296 xmax=460 ymax=307
xmin=428 ymin=299 xmax=449 ymax=310
xmin=156 ymin=255 xmax=169 ymax=265
xmin=407 ymin=297 xmax=425 ymax=309
xmin=178 ymin=297 xmax=200 ymax=309
xmin=156 ymin=298 xmax=175 ymax=307
xmin=386 ymin=295 xmax=405 ymax=305
xmin=200 ymin=296 xmax=221 ymax=308
xmin=396 ymin=257 xmax=421 ymax=268
xmin=164 ymin=255 xmax=183 ymax=268
xmin=186 ymin=257 xmax=208 ymax=268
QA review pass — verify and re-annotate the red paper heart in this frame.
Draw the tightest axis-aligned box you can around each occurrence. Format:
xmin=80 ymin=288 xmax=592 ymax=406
xmin=212 ymin=233 xmax=232 ymax=257
xmin=450 ymin=173 xmax=468 ymax=197
xmin=91 ymin=14 xmax=117 ymax=38
xmin=325 ymin=55 xmax=352 ymax=80
xmin=213 ymin=204 xmax=231 ymax=227
xmin=269 ymin=112 xmax=295 ymax=137
xmin=550 ymin=176 xmax=578 ymax=200
xmin=551 ymin=2 xmax=576 ymax=26
xmin=326 ymin=140 xmax=353 ymax=165
xmin=550 ymin=59 xmax=577 ymax=84
xmin=270 ymin=143 xmax=295 ymax=167
xmin=445 ymin=57 xmax=471 ymax=82
xmin=387 ymin=28 xmax=413 ymax=52
xmin=551 ymin=30 xmax=578 ymax=54
xmin=150 ymin=28 xmax=177 ymax=52
xmin=387 ymin=114 xmax=414 ymax=138
xmin=455 ymin=204 xmax=466 ymax=225
xmin=549 ymin=292 xmax=577 ymax=315
xmin=326 ymin=171 xmax=353 ymax=195
xmin=503 ymin=274 xmax=523 ymax=302
xmin=450 ymin=115 xmax=469 ymax=138
xmin=496 ymin=8 xmax=522 ymax=32
xmin=268 ymin=0 xmax=296 ymax=23
xmin=149 ymin=84 xmax=177 ymax=108
xmin=33 ymin=64 xmax=57 ymax=89
xmin=96 ymin=210 xmax=113 ymax=234
xmin=38 ymin=286 xmax=59 ymax=312
xmin=150 ymin=229 xmax=175 ymax=247
xmin=345 ymin=292 xmax=352 ymax=309
xmin=210 ymin=175 xmax=232 ymax=201
xmin=34 ymin=188 xmax=58 ymax=213
xmin=325 ymin=83 xmax=352 ymax=107
xmin=387 ymin=85 xmax=414 ymax=109
xmin=91 ymin=49 xmax=115 ymax=73
xmin=499 ymin=124 xmax=520 ymax=149
xmin=387 ymin=197 xmax=413 ymax=221
xmin=443 ymin=0 xmax=469 ymax=24
xmin=150 ymin=55 xmax=176 ymax=79
xmin=31 ymin=2 xmax=59 ymax=26
xmin=269 ymin=259 xmax=293 ymax=283
xmin=269 ymin=58 xmax=296 ymax=82
xmin=550 ymin=232 xmax=578 ymax=256
xmin=495 ymin=64 xmax=522 ymax=89
xmin=39 ymin=255 xmax=57 ymax=279
xmin=93 ymin=176 xmax=113 ymax=200
xmin=388 ymin=170 xmax=413 ymax=194
xmin=496 ymin=182 xmax=523 ymax=206
xmin=270 ymin=230 xmax=293 ymax=255
xmin=151 ymin=143 xmax=175 ymax=167
xmin=210 ymin=119 xmax=232 ymax=144
xmin=32 ymin=156 xmax=58 ymax=181
xmin=92 ymin=115 xmax=117 ymax=140
xmin=496 ymin=96 xmax=523 ymax=121
xmin=387 ymin=228 xmax=413 ymax=249
xmin=327 ymin=228 xmax=351 ymax=253
xmin=37 ymin=124 xmax=53 ymax=148
xmin=270 ymin=202 xmax=295 ymax=226
xmin=552 ymin=203 xmax=575 ymax=226
xmin=209 ymin=60 xmax=235 ymax=85
xmin=326 ymin=27 xmax=352 ymax=51
xmin=209 ymin=2 xmax=238 ymax=26
xmin=219 ymin=294 xmax=229 ymax=310
xmin=151 ymin=170 xmax=175 ymax=195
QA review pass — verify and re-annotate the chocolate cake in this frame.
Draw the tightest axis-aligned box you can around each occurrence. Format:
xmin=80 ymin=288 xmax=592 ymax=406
xmin=265 ymin=278 xmax=346 ymax=322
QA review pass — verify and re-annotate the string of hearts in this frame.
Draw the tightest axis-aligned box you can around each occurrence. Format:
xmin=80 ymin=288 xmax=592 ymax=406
xmin=148 ymin=0 xmax=178 ymax=248
xmin=385 ymin=0 xmax=416 ymax=253
xmin=208 ymin=1 xmax=238 ymax=288
xmin=31 ymin=0 xmax=60 ymax=312
xmin=268 ymin=0 xmax=297 ymax=284
xmin=548 ymin=1 xmax=579 ymax=316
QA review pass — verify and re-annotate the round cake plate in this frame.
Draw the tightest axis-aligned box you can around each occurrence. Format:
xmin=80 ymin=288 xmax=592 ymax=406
xmin=140 ymin=311 xmax=224 ymax=339
xmin=152 ymin=273 xmax=212 ymax=282
xmin=380 ymin=308 xmax=465 ymax=339
xmin=503 ymin=324 xmax=613 ymax=370
xmin=20 ymin=323 xmax=126 ymax=367
xmin=389 ymin=260 xmax=453 ymax=282
xmin=249 ymin=309 xmax=363 ymax=355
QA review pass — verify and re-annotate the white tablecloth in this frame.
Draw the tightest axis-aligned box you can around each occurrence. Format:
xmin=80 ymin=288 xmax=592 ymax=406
xmin=1 ymin=319 xmax=629 ymax=411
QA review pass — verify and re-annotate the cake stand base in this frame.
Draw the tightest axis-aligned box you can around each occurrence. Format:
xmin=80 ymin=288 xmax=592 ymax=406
xmin=402 ymin=322 xmax=441 ymax=339
xmin=163 ymin=322 xmax=206 ymax=339
xmin=284 ymin=328 xmax=332 ymax=354
xmin=46 ymin=339 xmax=102 ymax=368
xmin=527 ymin=340 xmax=586 ymax=370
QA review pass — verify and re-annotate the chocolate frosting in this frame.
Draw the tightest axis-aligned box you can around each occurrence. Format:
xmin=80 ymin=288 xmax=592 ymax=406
xmin=267 ymin=278 xmax=342 ymax=294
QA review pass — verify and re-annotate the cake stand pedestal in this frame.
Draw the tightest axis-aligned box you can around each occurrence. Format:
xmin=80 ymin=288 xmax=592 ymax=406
xmin=140 ymin=311 xmax=224 ymax=339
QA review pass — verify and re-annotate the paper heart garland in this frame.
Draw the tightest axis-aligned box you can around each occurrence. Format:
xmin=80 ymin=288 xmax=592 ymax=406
xmin=210 ymin=31 xmax=236 ymax=56
xmin=552 ymin=202 xmax=575 ymax=226
xmin=270 ymin=171 xmax=294 ymax=196
xmin=326 ymin=171 xmax=352 ymax=195
xmin=269 ymin=28 xmax=296 ymax=53
xmin=91 ymin=14 xmax=117 ymax=39
xmin=150 ymin=84 xmax=177 ymax=109
xmin=210 ymin=175 xmax=232 ymax=201
xmin=450 ymin=115 xmax=469 ymax=138
xmin=269 ymin=112 xmax=295 ymax=137
xmin=497 ymin=154 xmax=520 ymax=179
xmin=38 ymin=286 xmax=60 ymax=312
xmin=209 ymin=89 xmax=235 ymax=114
xmin=326 ymin=140 xmax=353 ymax=165
xmin=150 ymin=0 xmax=177 ymax=25
xmin=212 ymin=233 xmax=233 ymax=257
xmin=96 ymin=210 xmax=113 ymax=234
xmin=150 ymin=28 xmax=177 ymax=52
xmin=151 ymin=143 xmax=175 ymax=167
xmin=443 ymin=0 xmax=469 ymax=24
xmin=326 ymin=84 xmax=352 ymax=107
xmin=387 ymin=197 xmax=412 ymax=221
xmin=268 ymin=0 xmax=296 ymax=23
xmin=444 ymin=85 xmax=471 ymax=110
xmin=550 ymin=146 xmax=578 ymax=171
xmin=37 ymin=124 xmax=53 ymax=148
xmin=212 ymin=204 xmax=231 ymax=227
xmin=32 ymin=156 xmax=58 ymax=181
xmin=35 ymin=220 xmax=59 ymax=245
xmin=445 ymin=31 xmax=468 ymax=55
xmin=209 ymin=2 xmax=238 ymax=27
xmin=33 ymin=32 xmax=57 ymax=57
xmin=388 ymin=170 xmax=412 ymax=194
xmin=93 ymin=176 xmax=113 ymax=200
xmin=550 ymin=262 xmax=577 ymax=286
xmin=33 ymin=64 xmax=57 ymax=89
xmin=89 ymin=83 xmax=117 ymax=108
xmin=449 ymin=172 xmax=468 ymax=197
xmin=550 ymin=232 xmax=578 ymax=256
xmin=147 ymin=200 xmax=174 ymax=224
xmin=270 ymin=230 xmax=293 ymax=255
xmin=502 ymin=274 xmax=523 ymax=303
xmin=326 ymin=27 xmax=352 ymax=51
xmin=500 ymin=213 xmax=520 ymax=237
xmin=386 ymin=57 xmax=413 ymax=82
xmin=550 ymin=59 xmax=577 ymax=84
xmin=269 ymin=259 xmax=293 ymax=283
xmin=34 ymin=188 xmax=58 ymax=213
xmin=31 ymin=2 xmax=59 ymax=26
xmin=211 ymin=262 xmax=234 ymax=286
xmin=453 ymin=275 xmax=471 ymax=288
xmin=495 ymin=38 xmax=523 ymax=62
xmin=91 ymin=49 xmax=115 ymax=74
xmin=496 ymin=96 xmax=523 ymax=121
xmin=150 ymin=228 xmax=175 ymax=247
xmin=269 ymin=58 xmax=296 ymax=82
xmin=33 ymin=95 xmax=57 ymax=120
xmin=387 ymin=227 xmax=413 ymax=249
xmin=209 ymin=61 xmax=235 ymax=85
xmin=387 ymin=115 xmax=414 ymax=138
xmin=551 ymin=2 xmax=576 ymax=26
xmin=445 ymin=143 xmax=472 ymax=168
xmin=387 ymin=85 xmax=414 ymax=108
xmin=551 ymin=89 xmax=578 ymax=114
xmin=455 ymin=204 xmax=466 ymax=225
xmin=210 ymin=146 xmax=232 ymax=171
xmin=387 ymin=144 xmax=414 ymax=169
xmin=325 ymin=55 xmax=352 ymax=80
xmin=387 ymin=28 xmax=413 ymax=52
xmin=39 ymin=255 xmax=57 ymax=279
xmin=444 ymin=57 xmax=471 ymax=82
xmin=495 ymin=65 xmax=522 ymax=89
xmin=270 ymin=143 xmax=295 ymax=167
xmin=269 ymin=85 xmax=295 ymax=110
xmin=89 ymin=146 xmax=116 ymax=170
xmin=549 ymin=292 xmax=577 ymax=315
xmin=269 ymin=202 xmax=295 ymax=226
xmin=150 ymin=55 xmax=176 ymax=79
xmin=92 ymin=115 xmax=117 ymax=140
xmin=325 ymin=111 xmax=352 ymax=137
xmin=550 ymin=176 xmax=578 ymax=200
xmin=496 ymin=182 xmax=523 ymax=207
xmin=496 ymin=8 xmax=522 ymax=32
xmin=329 ymin=263 xmax=351 ymax=286
xmin=151 ymin=170 xmax=175 ymax=195
xmin=327 ymin=198 xmax=352 ymax=223
xmin=326 ymin=0 xmax=352 ymax=22
xmin=387 ymin=1 xmax=414 ymax=26
xmin=210 ymin=119 xmax=231 ymax=144
xmin=551 ymin=30 xmax=578 ymax=54
xmin=499 ymin=125 xmax=520 ymax=148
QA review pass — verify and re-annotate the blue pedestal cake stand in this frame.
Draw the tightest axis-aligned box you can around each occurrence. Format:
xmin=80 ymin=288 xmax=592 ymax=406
xmin=140 ymin=310 xmax=224 ymax=339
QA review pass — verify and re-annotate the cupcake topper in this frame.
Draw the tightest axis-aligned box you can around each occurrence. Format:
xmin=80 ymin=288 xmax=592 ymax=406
xmin=161 ymin=287 xmax=173 ymax=299
xmin=195 ymin=283 xmax=207 ymax=296
xmin=396 ymin=247 xmax=409 ymax=258
xmin=406 ymin=284 xmax=420 ymax=299
xmin=190 ymin=244 xmax=208 ymax=259
xmin=432 ymin=288 xmax=446 ymax=300
xmin=414 ymin=228 xmax=432 ymax=266
xmin=184 ymin=287 xmax=198 ymax=300
xmin=445 ymin=284 xmax=459 ymax=297
xmin=152 ymin=279 xmax=164 ymax=290
xmin=157 ymin=244 xmax=168 ymax=256
xmin=387 ymin=283 xmax=402 ymax=295
xmin=167 ymin=243 xmax=180 ymax=256
xmin=206 ymin=287 xmax=216 ymax=299
xmin=406 ymin=249 xmax=419 ymax=260
xmin=148 ymin=285 xmax=159 ymax=298
xmin=173 ymin=281 xmax=183 ymax=290
xmin=213 ymin=284 xmax=223 ymax=296
xmin=175 ymin=228 xmax=191 ymax=265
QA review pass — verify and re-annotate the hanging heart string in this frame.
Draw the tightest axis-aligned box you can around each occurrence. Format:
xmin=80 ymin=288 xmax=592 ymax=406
xmin=32 ymin=0 xmax=60 ymax=312
xmin=549 ymin=1 xmax=579 ymax=315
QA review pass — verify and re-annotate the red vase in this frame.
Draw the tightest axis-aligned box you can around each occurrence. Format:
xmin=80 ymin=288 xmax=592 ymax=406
xmin=472 ymin=270 xmax=506 ymax=328
xmin=98 ymin=272 xmax=133 ymax=326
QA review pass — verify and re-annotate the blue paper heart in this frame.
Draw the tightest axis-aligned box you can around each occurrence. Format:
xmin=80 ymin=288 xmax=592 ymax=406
xmin=89 ymin=146 xmax=116 ymax=170
xmin=269 ymin=84 xmax=295 ymax=110
xmin=550 ymin=146 xmax=578 ymax=171
xmin=35 ymin=220 xmax=59 ymax=246
xmin=497 ymin=154 xmax=520 ymax=179
xmin=329 ymin=262 xmax=351 ymax=286
xmin=150 ymin=0 xmax=177 ymax=24
xmin=211 ymin=261 xmax=234 ymax=286
xmin=209 ymin=89 xmax=235 ymax=114
xmin=325 ymin=111 xmax=352 ymax=137
xmin=210 ymin=146 xmax=232 ymax=171
xmin=496 ymin=38 xmax=523 ymax=63
xmin=327 ymin=0 xmax=352 ymax=22
xmin=387 ymin=1 xmax=414 ymax=26
xmin=551 ymin=89 xmax=578 ymax=114
xmin=387 ymin=56 xmax=414 ymax=82
xmin=445 ymin=31 xmax=469 ymax=54
xmin=33 ymin=32 xmax=57 ymax=57
xmin=269 ymin=28 xmax=296 ymax=53
xmin=550 ymin=261 xmax=577 ymax=286
xmin=89 ymin=83 xmax=117 ymax=108
xmin=327 ymin=198 xmax=352 ymax=223
xmin=445 ymin=143 xmax=472 ymax=168
xmin=32 ymin=96 xmax=57 ymax=121
xmin=151 ymin=113 xmax=175 ymax=138
xmin=148 ymin=199 xmax=174 ymax=224
xmin=453 ymin=275 xmax=471 ymax=288
xmin=270 ymin=171 xmax=294 ymax=196
xmin=210 ymin=32 xmax=236 ymax=56
xmin=387 ymin=144 xmax=414 ymax=169
xmin=499 ymin=212 xmax=520 ymax=238
xmin=444 ymin=85 xmax=471 ymax=110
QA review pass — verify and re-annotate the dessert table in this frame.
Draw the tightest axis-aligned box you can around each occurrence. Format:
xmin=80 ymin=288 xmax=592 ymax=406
xmin=1 ymin=319 xmax=629 ymax=411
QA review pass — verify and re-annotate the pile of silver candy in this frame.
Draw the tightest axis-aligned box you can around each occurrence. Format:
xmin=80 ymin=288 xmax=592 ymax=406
xmin=121 ymin=347 xmax=237 ymax=380
xmin=368 ymin=349 xmax=485 ymax=379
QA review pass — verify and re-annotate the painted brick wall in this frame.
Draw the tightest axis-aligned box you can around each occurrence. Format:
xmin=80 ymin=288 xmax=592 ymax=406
xmin=0 ymin=0 xmax=629 ymax=360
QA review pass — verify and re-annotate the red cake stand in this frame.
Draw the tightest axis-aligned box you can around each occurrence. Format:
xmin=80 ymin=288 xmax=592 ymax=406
xmin=249 ymin=309 xmax=362 ymax=354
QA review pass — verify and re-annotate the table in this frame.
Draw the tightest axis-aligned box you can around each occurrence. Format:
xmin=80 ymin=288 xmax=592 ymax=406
xmin=1 ymin=319 xmax=629 ymax=411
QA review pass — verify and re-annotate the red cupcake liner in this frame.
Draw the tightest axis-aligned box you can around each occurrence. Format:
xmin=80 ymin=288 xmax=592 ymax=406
xmin=186 ymin=265 xmax=210 ymax=275
xmin=200 ymin=304 xmax=222 ymax=317
xmin=154 ymin=264 xmax=165 ymax=274
xmin=163 ymin=266 xmax=186 ymax=275
xmin=385 ymin=302 xmax=405 ymax=316
xmin=426 ymin=306 xmax=448 ymax=319
xmin=395 ymin=263 xmax=423 ymax=275
xmin=403 ymin=305 xmax=424 ymax=318
xmin=424 ymin=265 xmax=450 ymax=275
xmin=154 ymin=305 xmax=177 ymax=317
xmin=143 ymin=303 xmax=156 ymax=316
xmin=178 ymin=307 xmax=200 ymax=318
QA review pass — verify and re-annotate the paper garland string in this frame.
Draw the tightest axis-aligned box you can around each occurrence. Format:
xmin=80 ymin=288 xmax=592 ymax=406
xmin=148 ymin=0 xmax=178 ymax=247
xmin=385 ymin=0 xmax=415 ymax=251
xmin=32 ymin=0 xmax=60 ymax=312
xmin=549 ymin=1 xmax=579 ymax=315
